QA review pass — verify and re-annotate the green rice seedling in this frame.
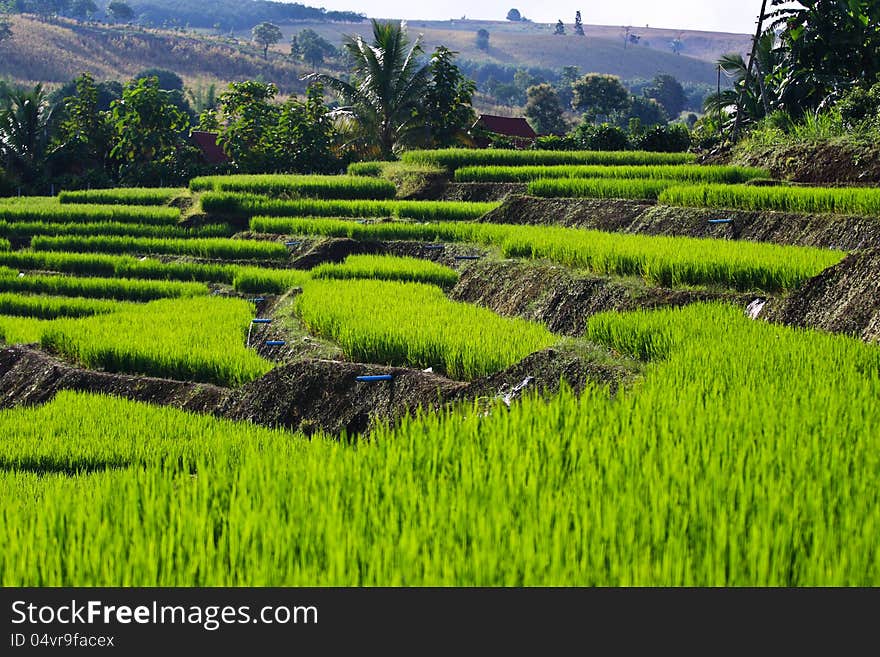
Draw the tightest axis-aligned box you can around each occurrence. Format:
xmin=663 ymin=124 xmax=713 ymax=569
xmin=3 ymin=302 xmax=880 ymax=586
xmin=311 ymin=255 xmax=459 ymax=287
xmin=0 ymin=220 xmax=232 ymax=240
xmin=202 ymin=193 xmax=498 ymax=221
xmin=346 ymin=162 xmax=384 ymax=177
xmin=190 ymin=175 xmax=397 ymax=199
xmin=0 ymin=315 xmax=52 ymax=344
xmin=40 ymin=297 xmax=273 ymax=386
xmin=58 ymin=188 xmax=186 ymax=206
xmin=0 ymin=293 xmax=124 ymax=319
xmin=253 ymin=218 xmax=841 ymax=292
xmin=0 ymin=203 xmax=180 ymax=225
xmin=0 ymin=270 xmax=208 ymax=301
xmin=231 ymin=266 xmax=311 ymax=294
xmin=295 ymin=278 xmax=555 ymax=379
xmin=527 ymin=177 xmax=681 ymax=200
xmin=0 ymin=238 xmax=9 ymax=251
xmin=401 ymin=148 xmax=696 ymax=170
xmin=31 ymin=235 xmax=289 ymax=260
xmin=659 ymin=183 xmax=880 ymax=216
xmin=0 ymin=196 xmax=58 ymax=205
xmin=455 ymin=164 xmax=767 ymax=183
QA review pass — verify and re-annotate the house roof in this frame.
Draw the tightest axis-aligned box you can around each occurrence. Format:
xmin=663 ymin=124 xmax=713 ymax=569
xmin=472 ymin=114 xmax=537 ymax=139
xmin=190 ymin=131 xmax=229 ymax=165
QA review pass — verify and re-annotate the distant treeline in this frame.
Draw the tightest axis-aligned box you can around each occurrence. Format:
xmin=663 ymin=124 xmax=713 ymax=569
xmin=10 ymin=0 xmax=366 ymax=30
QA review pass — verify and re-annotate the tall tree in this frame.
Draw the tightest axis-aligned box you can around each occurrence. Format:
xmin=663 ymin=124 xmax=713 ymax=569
xmin=506 ymin=8 xmax=521 ymax=21
xmin=53 ymin=72 xmax=112 ymax=173
xmin=214 ymin=80 xmax=280 ymax=171
xmin=571 ymin=73 xmax=630 ymax=122
xmin=107 ymin=0 xmax=134 ymax=23
xmin=553 ymin=20 xmax=565 ymax=35
xmin=422 ymin=46 xmax=476 ymax=147
xmin=307 ymin=20 xmax=431 ymax=158
xmin=475 ymin=28 xmax=490 ymax=51
xmin=644 ymin=74 xmax=686 ymax=118
xmin=291 ymin=28 xmax=337 ymax=68
xmin=110 ymin=77 xmax=187 ymax=169
xmin=273 ymin=84 xmax=339 ymax=174
xmin=524 ymin=83 xmax=568 ymax=135
xmin=0 ymin=83 xmax=56 ymax=185
xmin=574 ymin=11 xmax=585 ymax=36
xmin=252 ymin=21 xmax=283 ymax=60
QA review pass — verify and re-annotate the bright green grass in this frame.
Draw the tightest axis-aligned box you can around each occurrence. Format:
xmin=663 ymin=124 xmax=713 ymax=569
xmin=190 ymin=174 xmax=397 ymax=199
xmin=31 ymin=235 xmax=289 ymax=260
xmin=202 ymin=192 xmax=498 ymax=221
xmin=0 ymin=203 xmax=180 ymax=225
xmin=401 ymin=148 xmax=697 ymax=170
xmin=255 ymin=218 xmax=842 ymax=292
xmin=660 ymin=183 xmax=880 ymax=216
xmin=0 ymin=220 xmax=233 ymax=240
xmin=0 ymin=293 xmax=124 ymax=319
xmin=455 ymin=164 xmax=767 ymax=183
xmin=58 ymin=188 xmax=186 ymax=206
xmin=35 ymin=296 xmax=272 ymax=386
xmin=311 ymin=255 xmax=459 ymax=287
xmin=527 ymin=177 xmax=681 ymax=200
xmin=0 ymin=268 xmax=208 ymax=301
xmin=2 ymin=303 xmax=880 ymax=585
xmin=295 ymin=278 xmax=555 ymax=379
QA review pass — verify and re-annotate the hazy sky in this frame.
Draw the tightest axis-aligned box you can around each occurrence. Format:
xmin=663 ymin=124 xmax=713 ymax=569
xmin=311 ymin=1 xmax=765 ymax=34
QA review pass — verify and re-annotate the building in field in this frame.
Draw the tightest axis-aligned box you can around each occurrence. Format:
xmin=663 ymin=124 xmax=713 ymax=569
xmin=471 ymin=114 xmax=537 ymax=148
xmin=190 ymin=131 xmax=230 ymax=165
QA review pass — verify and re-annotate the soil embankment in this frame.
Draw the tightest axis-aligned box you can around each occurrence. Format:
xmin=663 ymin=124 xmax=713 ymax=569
xmin=481 ymin=196 xmax=880 ymax=250
xmin=762 ymin=248 xmax=880 ymax=342
xmin=451 ymin=260 xmax=754 ymax=336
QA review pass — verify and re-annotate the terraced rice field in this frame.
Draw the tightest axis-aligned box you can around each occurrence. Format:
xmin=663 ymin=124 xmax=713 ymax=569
xmin=0 ymin=157 xmax=876 ymax=586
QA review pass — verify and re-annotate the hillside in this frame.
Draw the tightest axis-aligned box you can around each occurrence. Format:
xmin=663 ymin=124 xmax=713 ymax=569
xmin=0 ymin=15 xmax=311 ymax=93
xmin=0 ymin=14 xmax=746 ymax=94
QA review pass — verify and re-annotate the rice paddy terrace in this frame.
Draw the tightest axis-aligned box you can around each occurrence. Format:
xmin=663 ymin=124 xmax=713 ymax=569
xmin=2 ymin=151 xmax=879 ymax=586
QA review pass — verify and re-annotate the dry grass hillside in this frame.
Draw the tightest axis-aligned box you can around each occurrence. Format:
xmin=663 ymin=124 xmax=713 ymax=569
xmin=0 ymin=15 xmax=311 ymax=93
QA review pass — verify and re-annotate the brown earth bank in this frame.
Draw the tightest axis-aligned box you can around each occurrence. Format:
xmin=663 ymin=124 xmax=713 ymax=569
xmin=761 ymin=248 xmax=880 ymax=342
xmin=450 ymin=260 xmax=756 ymax=335
xmin=433 ymin=182 xmax=528 ymax=202
xmin=727 ymin=141 xmax=880 ymax=184
xmin=287 ymin=237 xmax=491 ymax=271
xmin=481 ymin=196 xmax=880 ymax=250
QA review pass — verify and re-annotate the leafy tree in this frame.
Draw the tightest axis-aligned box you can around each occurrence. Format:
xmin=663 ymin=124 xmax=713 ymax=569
xmin=506 ymin=8 xmax=521 ymax=21
xmin=252 ymin=21 xmax=283 ymax=60
xmin=768 ymin=0 xmax=880 ymax=114
xmin=625 ymin=96 xmax=668 ymax=129
xmin=0 ymin=16 xmax=10 ymax=45
xmin=69 ymin=0 xmax=97 ymax=20
xmin=632 ymin=123 xmax=691 ymax=152
xmin=214 ymin=80 xmax=280 ymax=171
xmin=291 ymin=28 xmax=336 ymax=68
xmin=574 ymin=11 xmax=584 ymax=36
xmin=53 ymin=73 xmax=112 ymax=174
xmin=571 ymin=73 xmax=630 ymax=122
xmin=134 ymin=68 xmax=184 ymax=91
xmin=671 ymin=37 xmax=684 ymax=54
xmin=704 ymin=33 xmax=777 ymax=129
xmin=307 ymin=20 xmax=431 ymax=158
xmin=556 ymin=65 xmax=580 ymax=108
xmin=553 ymin=20 xmax=565 ymax=35
xmin=524 ymin=83 xmax=567 ymax=135
xmin=423 ymin=46 xmax=476 ymax=147
xmin=273 ymin=84 xmax=339 ymax=173
xmin=107 ymin=0 xmax=134 ymax=23
xmin=644 ymin=74 xmax=686 ymax=118
xmin=475 ymin=28 xmax=489 ymax=51
xmin=573 ymin=121 xmax=628 ymax=150
xmin=109 ymin=76 xmax=187 ymax=171
xmin=0 ymin=83 xmax=57 ymax=186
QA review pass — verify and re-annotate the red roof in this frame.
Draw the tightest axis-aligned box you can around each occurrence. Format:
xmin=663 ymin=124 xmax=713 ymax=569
xmin=190 ymin=131 xmax=230 ymax=165
xmin=473 ymin=114 xmax=537 ymax=139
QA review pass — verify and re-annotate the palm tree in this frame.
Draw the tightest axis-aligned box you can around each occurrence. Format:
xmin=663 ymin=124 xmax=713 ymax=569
xmin=0 ymin=84 xmax=56 ymax=184
xmin=306 ymin=20 xmax=431 ymax=159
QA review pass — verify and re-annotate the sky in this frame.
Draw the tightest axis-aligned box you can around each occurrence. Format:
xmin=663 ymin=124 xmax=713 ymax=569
xmin=310 ymin=1 xmax=767 ymax=34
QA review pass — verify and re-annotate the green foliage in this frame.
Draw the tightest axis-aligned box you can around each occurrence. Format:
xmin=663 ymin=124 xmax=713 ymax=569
xmin=31 ymin=235 xmax=289 ymax=260
xmin=0 ymin=292 xmax=123 ymax=319
xmin=213 ymin=81 xmax=280 ymax=173
xmin=0 ymin=201 xmax=180 ymax=225
xmin=295 ymin=278 xmax=555 ymax=379
xmin=52 ymin=73 xmax=113 ymax=180
xmin=523 ymin=83 xmax=568 ymax=135
xmin=643 ymin=74 xmax=686 ymax=117
xmin=423 ymin=47 xmax=477 ymax=148
xmin=527 ymin=177 xmax=682 ymax=200
xmin=454 ymin=164 xmax=766 ymax=184
xmin=202 ymin=192 xmax=498 ymax=221
xmin=0 ymin=83 xmax=57 ymax=186
xmin=290 ymin=28 xmax=337 ymax=68
xmin=631 ymin=123 xmax=692 ymax=152
xmin=401 ymin=148 xmax=695 ymax=170
xmin=190 ymin=174 xmax=396 ymax=199
xmin=0 ymin=220 xmax=230 ymax=240
xmin=660 ymin=183 xmax=880 ymax=216
xmin=106 ymin=0 xmax=133 ymax=22
xmin=571 ymin=74 xmax=630 ymax=120
xmin=311 ymin=255 xmax=459 ymax=287
xmin=475 ymin=28 xmax=489 ymax=52
xmin=572 ymin=122 xmax=629 ymax=151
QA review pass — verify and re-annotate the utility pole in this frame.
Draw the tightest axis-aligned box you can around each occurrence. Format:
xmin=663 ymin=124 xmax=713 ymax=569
xmin=730 ymin=0 xmax=768 ymax=141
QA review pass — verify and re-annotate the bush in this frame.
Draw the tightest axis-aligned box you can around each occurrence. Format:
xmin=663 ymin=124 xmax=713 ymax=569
xmin=573 ymin=123 xmax=629 ymax=151
xmin=533 ymin=135 xmax=578 ymax=151
xmin=633 ymin=124 xmax=692 ymax=152
xmin=834 ymin=82 xmax=880 ymax=129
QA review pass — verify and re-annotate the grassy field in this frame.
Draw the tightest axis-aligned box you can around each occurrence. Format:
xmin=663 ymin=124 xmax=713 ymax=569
xmin=455 ymin=164 xmax=768 ymax=184
xmin=311 ymin=255 xmax=459 ymax=287
xmin=527 ymin=177 xmax=682 ymax=200
xmin=402 ymin=149 xmax=697 ymax=171
xmin=59 ymin=188 xmax=187 ymax=206
xmin=190 ymin=175 xmax=397 ymax=199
